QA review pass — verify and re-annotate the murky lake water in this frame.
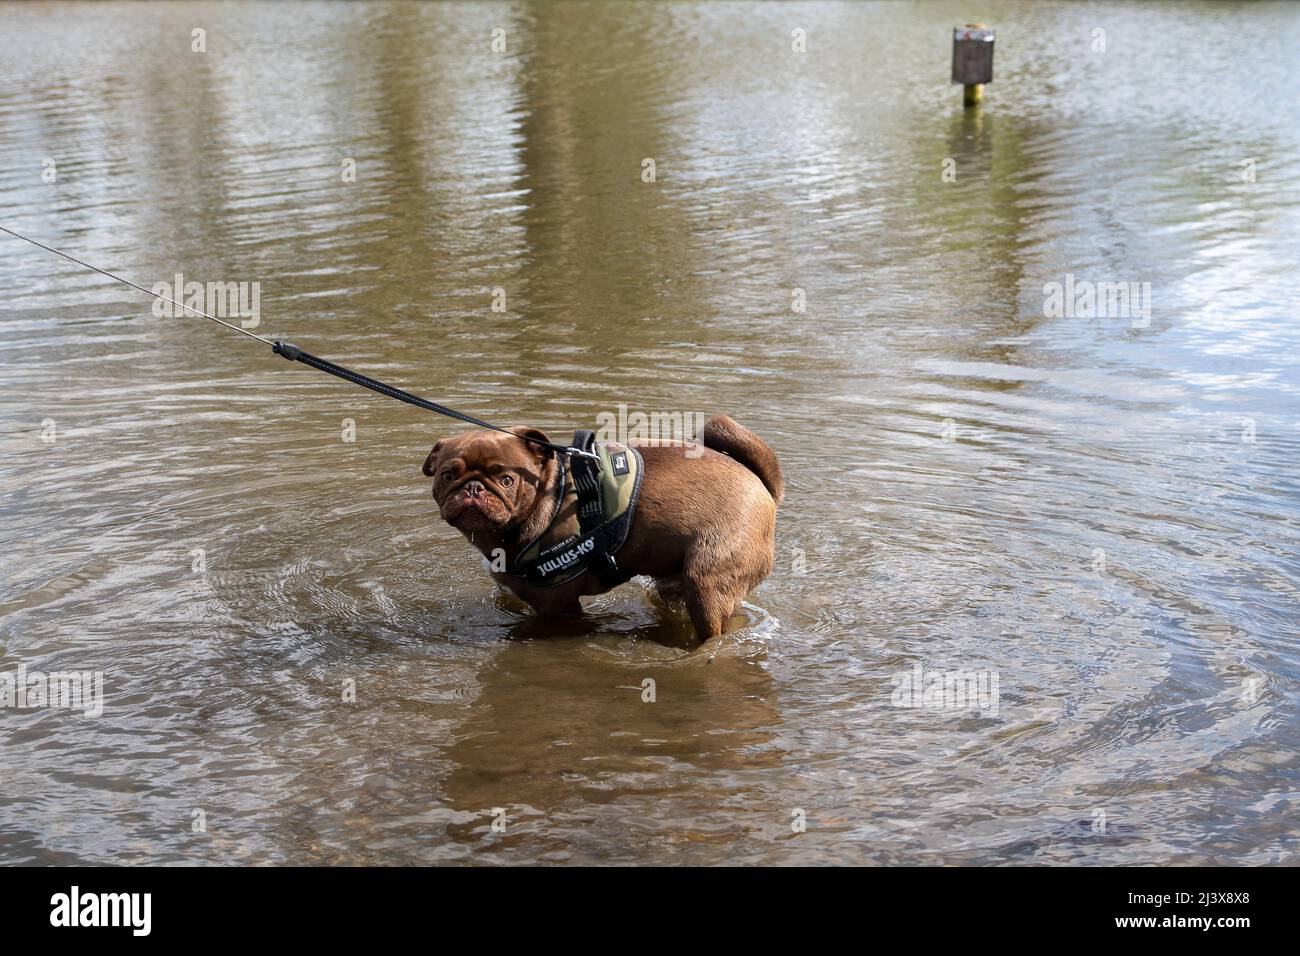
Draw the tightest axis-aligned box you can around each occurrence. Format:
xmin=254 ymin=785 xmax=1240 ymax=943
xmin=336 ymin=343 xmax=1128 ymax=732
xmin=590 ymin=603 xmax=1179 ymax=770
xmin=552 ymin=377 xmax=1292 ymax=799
xmin=1 ymin=1 xmax=1298 ymax=865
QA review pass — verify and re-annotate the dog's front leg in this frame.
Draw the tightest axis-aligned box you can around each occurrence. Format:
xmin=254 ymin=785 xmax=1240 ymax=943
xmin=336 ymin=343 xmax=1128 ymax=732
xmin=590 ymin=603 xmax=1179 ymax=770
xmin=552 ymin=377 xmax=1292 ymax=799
xmin=494 ymin=577 xmax=584 ymax=619
xmin=526 ymin=592 xmax=584 ymax=618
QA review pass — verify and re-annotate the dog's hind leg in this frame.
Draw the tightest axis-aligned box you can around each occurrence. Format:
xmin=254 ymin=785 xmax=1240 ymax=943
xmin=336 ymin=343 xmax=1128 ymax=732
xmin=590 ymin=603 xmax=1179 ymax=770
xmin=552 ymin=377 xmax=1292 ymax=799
xmin=680 ymin=546 xmax=750 ymax=643
xmin=681 ymin=581 xmax=741 ymax=642
xmin=680 ymin=505 xmax=776 ymax=642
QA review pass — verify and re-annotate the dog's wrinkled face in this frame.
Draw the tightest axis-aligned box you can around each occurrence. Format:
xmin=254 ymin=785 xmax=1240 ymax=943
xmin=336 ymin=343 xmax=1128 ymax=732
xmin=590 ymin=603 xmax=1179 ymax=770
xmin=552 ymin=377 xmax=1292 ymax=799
xmin=422 ymin=427 xmax=553 ymax=534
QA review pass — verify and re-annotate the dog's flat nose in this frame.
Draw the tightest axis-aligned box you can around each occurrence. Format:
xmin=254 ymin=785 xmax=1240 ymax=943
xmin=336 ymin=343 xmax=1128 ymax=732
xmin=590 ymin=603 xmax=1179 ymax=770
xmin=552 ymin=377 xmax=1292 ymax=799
xmin=463 ymin=479 xmax=485 ymax=498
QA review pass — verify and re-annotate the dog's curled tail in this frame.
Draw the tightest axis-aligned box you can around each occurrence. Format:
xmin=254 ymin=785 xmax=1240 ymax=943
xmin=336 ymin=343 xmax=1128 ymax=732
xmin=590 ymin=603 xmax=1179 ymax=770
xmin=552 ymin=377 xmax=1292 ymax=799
xmin=702 ymin=414 xmax=784 ymax=503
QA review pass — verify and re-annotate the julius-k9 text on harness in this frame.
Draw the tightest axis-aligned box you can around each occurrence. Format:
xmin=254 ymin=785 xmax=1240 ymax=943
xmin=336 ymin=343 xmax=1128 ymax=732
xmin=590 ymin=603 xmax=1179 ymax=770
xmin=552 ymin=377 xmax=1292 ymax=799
xmin=508 ymin=430 xmax=643 ymax=588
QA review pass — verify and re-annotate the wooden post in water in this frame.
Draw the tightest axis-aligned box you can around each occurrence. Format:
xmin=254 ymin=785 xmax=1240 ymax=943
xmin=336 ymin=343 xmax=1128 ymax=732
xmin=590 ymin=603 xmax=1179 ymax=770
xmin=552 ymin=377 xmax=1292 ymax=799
xmin=952 ymin=24 xmax=994 ymax=108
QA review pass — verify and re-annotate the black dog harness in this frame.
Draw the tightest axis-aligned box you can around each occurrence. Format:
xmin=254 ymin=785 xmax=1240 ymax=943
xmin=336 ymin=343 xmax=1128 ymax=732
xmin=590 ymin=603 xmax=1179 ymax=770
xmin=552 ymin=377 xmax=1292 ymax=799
xmin=508 ymin=430 xmax=644 ymax=588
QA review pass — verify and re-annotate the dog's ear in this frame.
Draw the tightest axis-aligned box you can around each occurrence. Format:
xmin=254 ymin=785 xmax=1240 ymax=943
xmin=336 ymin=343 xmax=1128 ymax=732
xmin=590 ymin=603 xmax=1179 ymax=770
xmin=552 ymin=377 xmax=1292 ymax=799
xmin=421 ymin=440 xmax=445 ymax=477
xmin=509 ymin=427 xmax=553 ymax=461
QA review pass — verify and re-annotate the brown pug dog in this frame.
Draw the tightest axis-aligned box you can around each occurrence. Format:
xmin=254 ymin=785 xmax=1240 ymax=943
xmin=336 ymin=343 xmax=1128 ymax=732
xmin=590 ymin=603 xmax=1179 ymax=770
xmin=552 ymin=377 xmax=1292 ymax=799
xmin=422 ymin=415 xmax=782 ymax=642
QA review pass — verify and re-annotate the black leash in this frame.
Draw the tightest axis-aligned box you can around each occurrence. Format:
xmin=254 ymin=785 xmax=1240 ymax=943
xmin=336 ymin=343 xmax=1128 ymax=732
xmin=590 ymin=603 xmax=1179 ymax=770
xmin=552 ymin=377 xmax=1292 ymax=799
xmin=1 ymin=225 xmax=599 ymax=462
xmin=268 ymin=341 xmax=595 ymax=459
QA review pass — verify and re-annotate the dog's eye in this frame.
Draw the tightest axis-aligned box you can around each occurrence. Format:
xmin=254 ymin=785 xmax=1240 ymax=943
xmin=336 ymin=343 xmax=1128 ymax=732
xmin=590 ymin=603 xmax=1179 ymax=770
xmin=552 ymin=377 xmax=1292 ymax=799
xmin=440 ymin=470 xmax=456 ymax=483
xmin=498 ymin=475 xmax=514 ymax=487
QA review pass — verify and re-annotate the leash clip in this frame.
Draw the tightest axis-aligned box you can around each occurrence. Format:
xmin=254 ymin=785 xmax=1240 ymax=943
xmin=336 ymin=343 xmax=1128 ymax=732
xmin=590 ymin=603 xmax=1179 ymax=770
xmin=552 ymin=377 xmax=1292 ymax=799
xmin=272 ymin=341 xmax=303 ymax=361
